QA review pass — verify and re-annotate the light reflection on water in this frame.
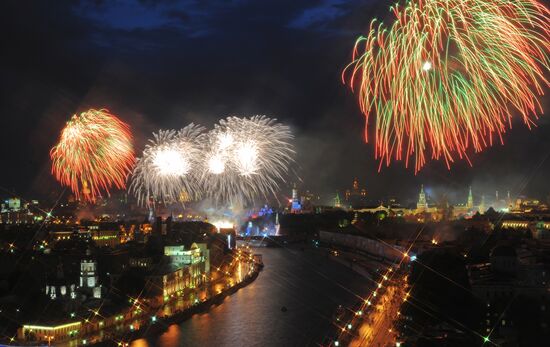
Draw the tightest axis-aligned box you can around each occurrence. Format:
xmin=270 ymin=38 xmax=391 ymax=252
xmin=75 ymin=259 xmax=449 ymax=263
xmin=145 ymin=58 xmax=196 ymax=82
xmin=138 ymin=246 xmax=369 ymax=346
xmin=130 ymin=338 xmax=149 ymax=347
xmin=157 ymin=325 xmax=182 ymax=347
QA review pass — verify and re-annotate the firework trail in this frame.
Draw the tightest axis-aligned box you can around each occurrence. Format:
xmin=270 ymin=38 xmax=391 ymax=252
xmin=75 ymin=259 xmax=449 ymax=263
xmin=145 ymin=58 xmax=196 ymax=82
xmin=50 ymin=109 xmax=135 ymax=202
xmin=201 ymin=116 xmax=295 ymax=205
xmin=344 ymin=0 xmax=550 ymax=172
xmin=130 ymin=124 xmax=205 ymax=206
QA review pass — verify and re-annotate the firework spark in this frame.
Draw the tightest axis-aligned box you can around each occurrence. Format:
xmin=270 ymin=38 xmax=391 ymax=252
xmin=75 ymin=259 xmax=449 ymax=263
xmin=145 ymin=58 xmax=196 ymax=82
xmin=130 ymin=124 xmax=205 ymax=206
xmin=344 ymin=0 xmax=550 ymax=172
xmin=202 ymin=116 xmax=294 ymax=205
xmin=50 ymin=109 xmax=135 ymax=202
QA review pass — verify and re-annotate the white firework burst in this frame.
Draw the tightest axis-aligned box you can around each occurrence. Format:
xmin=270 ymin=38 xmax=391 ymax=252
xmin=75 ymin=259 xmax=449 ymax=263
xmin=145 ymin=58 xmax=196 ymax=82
xmin=131 ymin=124 xmax=205 ymax=206
xmin=201 ymin=116 xmax=295 ymax=205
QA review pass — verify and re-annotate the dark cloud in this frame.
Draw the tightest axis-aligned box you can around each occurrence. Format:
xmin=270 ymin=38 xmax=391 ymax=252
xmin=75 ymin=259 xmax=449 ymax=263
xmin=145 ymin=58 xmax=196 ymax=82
xmin=0 ymin=0 xmax=548 ymax=204
xmin=164 ymin=9 xmax=190 ymax=23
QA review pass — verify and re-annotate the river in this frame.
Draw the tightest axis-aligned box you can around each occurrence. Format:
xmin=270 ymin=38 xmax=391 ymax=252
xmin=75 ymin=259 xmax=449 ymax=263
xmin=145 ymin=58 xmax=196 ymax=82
xmin=129 ymin=245 xmax=371 ymax=346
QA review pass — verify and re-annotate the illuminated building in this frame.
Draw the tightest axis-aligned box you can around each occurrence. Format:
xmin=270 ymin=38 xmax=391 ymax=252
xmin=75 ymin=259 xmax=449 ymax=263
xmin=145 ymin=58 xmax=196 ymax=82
xmin=45 ymin=263 xmax=77 ymax=301
xmin=141 ymin=243 xmax=210 ymax=305
xmin=8 ymin=197 xmax=21 ymax=211
xmin=290 ymin=184 xmax=302 ymax=213
xmin=164 ymin=242 xmax=210 ymax=275
xmin=344 ymin=178 xmax=367 ymax=208
xmin=467 ymin=186 xmax=474 ymax=209
xmin=356 ymin=203 xmax=411 ymax=218
xmin=90 ymin=229 xmax=120 ymax=247
xmin=0 ymin=198 xmax=43 ymax=224
xmin=18 ymin=321 xmax=81 ymax=342
xmin=412 ymin=185 xmax=445 ymax=221
xmin=491 ymin=190 xmax=514 ymax=211
xmin=79 ymin=249 xmax=102 ymax=299
xmin=212 ymin=220 xmax=234 ymax=232
xmin=509 ymin=198 xmax=549 ymax=214
xmin=416 ymin=185 xmax=428 ymax=211
xmin=334 ymin=192 xmax=342 ymax=208
xmin=453 ymin=186 xmax=476 ymax=218
xmin=145 ymin=264 xmax=192 ymax=304
xmin=501 ymin=219 xmax=550 ymax=239
xmin=49 ymin=230 xmax=79 ymax=243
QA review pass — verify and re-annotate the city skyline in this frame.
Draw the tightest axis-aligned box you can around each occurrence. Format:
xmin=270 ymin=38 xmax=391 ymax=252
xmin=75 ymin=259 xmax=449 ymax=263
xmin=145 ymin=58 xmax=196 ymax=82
xmin=1 ymin=1 xmax=549 ymax=347
xmin=1 ymin=1 xmax=549 ymax=201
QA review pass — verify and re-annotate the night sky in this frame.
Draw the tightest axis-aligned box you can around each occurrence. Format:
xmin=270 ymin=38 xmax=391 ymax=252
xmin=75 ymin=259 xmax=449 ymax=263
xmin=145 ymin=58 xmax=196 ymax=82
xmin=1 ymin=0 xmax=549 ymax=205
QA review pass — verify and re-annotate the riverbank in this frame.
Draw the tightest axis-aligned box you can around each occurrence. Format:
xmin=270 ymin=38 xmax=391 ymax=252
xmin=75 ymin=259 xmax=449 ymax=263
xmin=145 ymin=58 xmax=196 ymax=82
xmin=86 ymin=262 xmax=263 ymax=346
xmin=133 ymin=246 xmax=373 ymax=346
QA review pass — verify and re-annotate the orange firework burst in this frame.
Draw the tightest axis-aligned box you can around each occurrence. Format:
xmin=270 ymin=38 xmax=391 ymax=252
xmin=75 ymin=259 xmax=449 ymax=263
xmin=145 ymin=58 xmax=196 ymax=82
xmin=50 ymin=108 xmax=135 ymax=202
xmin=344 ymin=0 xmax=550 ymax=172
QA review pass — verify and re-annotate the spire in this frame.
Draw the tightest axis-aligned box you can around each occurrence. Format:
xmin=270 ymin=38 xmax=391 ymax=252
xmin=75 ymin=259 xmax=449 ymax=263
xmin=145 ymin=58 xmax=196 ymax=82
xmin=417 ymin=185 xmax=427 ymax=210
xmin=467 ymin=186 xmax=474 ymax=209
xmin=334 ymin=192 xmax=341 ymax=208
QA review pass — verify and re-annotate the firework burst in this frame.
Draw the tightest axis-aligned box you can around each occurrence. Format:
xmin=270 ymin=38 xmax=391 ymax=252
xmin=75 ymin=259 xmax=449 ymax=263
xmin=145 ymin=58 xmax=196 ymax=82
xmin=344 ymin=0 xmax=550 ymax=172
xmin=50 ymin=109 xmax=135 ymax=202
xmin=130 ymin=124 xmax=205 ymax=206
xmin=202 ymin=116 xmax=295 ymax=205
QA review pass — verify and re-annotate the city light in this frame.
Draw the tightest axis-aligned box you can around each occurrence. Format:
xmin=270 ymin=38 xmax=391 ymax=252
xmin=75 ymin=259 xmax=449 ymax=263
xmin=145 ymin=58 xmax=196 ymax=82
xmin=212 ymin=220 xmax=234 ymax=231
xmin=5 ymin=2 xmax=549 ymax=346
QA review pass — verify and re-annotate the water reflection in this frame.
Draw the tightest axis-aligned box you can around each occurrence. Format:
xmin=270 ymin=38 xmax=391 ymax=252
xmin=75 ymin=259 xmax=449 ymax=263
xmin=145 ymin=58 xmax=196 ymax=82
xmin=157 ymin=325 xmax=182 ymax=347
xmin=130 ymin=338 xmax=149 ymax=347
xmin=137 ymin=246 xmax=370 ymax=346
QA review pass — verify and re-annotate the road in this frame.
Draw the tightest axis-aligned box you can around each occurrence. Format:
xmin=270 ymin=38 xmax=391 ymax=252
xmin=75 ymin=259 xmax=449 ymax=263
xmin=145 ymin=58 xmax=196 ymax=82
xmin=322 ymin=246 xmax=407 ymax=347
xmin=350 ymin=283 xmax=404 ymax=347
